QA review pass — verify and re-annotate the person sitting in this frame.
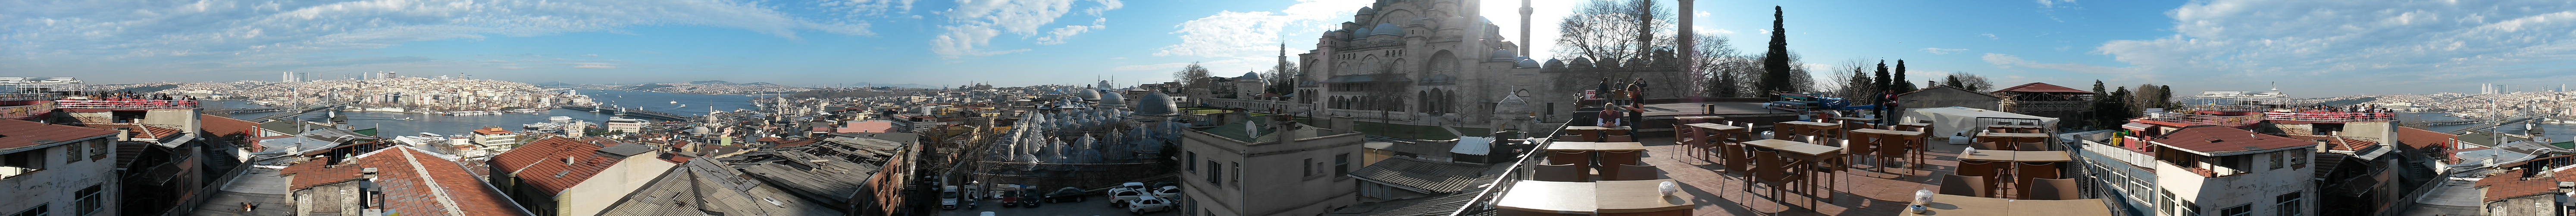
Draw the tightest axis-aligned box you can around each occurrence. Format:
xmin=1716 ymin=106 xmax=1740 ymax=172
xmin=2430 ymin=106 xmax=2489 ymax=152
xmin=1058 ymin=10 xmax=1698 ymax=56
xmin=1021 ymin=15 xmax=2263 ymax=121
xmin=1597 ymin=103 xmax=1624 ymax=127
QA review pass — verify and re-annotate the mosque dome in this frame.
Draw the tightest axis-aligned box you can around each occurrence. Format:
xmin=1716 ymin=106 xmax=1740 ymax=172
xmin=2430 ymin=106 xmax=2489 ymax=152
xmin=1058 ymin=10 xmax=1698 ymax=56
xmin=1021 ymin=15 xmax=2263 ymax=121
xmin=1544 ymin=59 xmax=1564 ymax=68
xmin=1099 ymin=90 xmax=1128 ymax=107
xmin=1134 ymin=91 xmax=1180 ymax=116
xmin=1370 ymin=23 xmax=1403 ymax=36
xmin=1075 ymin=88 xmax=1102 ymax=101
xmin=1349 ymin=27 xmax=1372 ymax=39
xmin=1516 ymin=57 xmax=1540 ymax=68
xmin=1489 ymin=48 xmax=1516 ymax=61
xmin=1358 ymin=6 xmax=1374 ymax=15
xmin=1568 ymin=57 xmax=1592 ymax=68
xmin=1239 ymin=72 xmax=1261 ymax=79
xmin=1496 ymin=91 xmax=1531 ymax=114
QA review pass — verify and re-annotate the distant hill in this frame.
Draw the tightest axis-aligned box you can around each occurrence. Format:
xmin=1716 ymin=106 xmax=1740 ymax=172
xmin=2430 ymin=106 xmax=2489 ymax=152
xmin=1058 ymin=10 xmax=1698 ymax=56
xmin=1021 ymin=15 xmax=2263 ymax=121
xmin=687 ymin=80 xmax=736 ymax=85
xmin=532 ymin=81 xmax=576 ymax=87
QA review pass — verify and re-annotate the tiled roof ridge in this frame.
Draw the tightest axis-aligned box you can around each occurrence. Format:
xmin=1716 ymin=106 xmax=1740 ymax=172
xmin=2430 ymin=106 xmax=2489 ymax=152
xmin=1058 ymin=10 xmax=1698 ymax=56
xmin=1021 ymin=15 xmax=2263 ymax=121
xmin=394 ymin=147 xmax=472 ymax=216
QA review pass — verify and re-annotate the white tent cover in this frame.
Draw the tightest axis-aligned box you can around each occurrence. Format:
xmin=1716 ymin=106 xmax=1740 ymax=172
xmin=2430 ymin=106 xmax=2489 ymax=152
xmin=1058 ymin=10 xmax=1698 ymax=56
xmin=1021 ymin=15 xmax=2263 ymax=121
xmin=1900 ymin=106 xmax=2060 ymax=138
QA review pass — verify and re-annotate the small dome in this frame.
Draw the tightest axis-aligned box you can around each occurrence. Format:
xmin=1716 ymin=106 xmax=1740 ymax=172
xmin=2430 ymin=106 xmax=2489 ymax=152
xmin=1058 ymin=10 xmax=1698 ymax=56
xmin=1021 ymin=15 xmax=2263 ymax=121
xmin=1099 ymin=90 xmax=1128 ymax=107
xmin=1324 ymin=30 xmax=1344 ymax=38
xmin=1357 ymin=6 xmax=1374 ymax=15
xmin=1544 ymin=59 xmax=1564 ymax=68
xmin=1516 ymin=57 xmax=1540 ymax=68
xmin=1496 ymin=91 xmax=1531 ymax=114
xmin=1239 ymin=72 xmax=1261 ymax=79
xmin=1568 ymin=57 xmax=1592 ymax=68
xmin=1134 ymin=91 xmax=1180 ymax=116
xmin=1350 ymin=27 xmax=1372 ymax=38
xmin=1489 ymin=49 xmax=1515 ymax=61
xmin=1075 ymin=88 xmax=1101 ymax=101
xmin=1370 ymin=23 xmax=1403 ymax=36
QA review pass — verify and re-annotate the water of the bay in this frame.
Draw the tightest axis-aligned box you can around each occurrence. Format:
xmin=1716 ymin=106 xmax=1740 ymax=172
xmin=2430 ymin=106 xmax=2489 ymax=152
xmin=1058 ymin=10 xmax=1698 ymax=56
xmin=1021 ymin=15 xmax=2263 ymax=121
xmin=2399 ymin=112 xmax=2575 ymax=143
xmin=210 ymin=90 xmax=770 ymax=137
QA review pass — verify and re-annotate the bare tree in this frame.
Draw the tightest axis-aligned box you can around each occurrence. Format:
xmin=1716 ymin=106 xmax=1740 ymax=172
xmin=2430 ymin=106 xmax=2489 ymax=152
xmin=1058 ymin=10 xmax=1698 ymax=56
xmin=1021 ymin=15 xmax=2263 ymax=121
xmin=1828 ymin=58 xmax=1876 ymax=100
xmin=1689 ymin=33 xmax=1747 ymax=97
xmin=1174 ymin=62 xmax=1211 ymax=89
xmin=1554 ymin=0 xmax=1675 ymax=62
xmin=1263 ymin=60 xmax=1299 ymax=98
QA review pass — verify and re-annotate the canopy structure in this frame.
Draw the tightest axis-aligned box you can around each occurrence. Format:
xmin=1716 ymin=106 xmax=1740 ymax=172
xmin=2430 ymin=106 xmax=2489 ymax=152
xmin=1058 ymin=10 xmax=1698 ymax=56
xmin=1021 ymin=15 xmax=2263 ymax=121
xmin=1900 ymin=106 xmax=2060 ymax=137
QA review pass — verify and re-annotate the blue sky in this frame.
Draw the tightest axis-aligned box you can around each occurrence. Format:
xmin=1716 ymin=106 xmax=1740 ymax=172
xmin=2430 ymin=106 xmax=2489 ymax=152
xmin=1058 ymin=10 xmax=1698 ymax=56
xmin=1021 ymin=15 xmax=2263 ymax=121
xmin=7 ymin=0 xmax=2576 ymax=96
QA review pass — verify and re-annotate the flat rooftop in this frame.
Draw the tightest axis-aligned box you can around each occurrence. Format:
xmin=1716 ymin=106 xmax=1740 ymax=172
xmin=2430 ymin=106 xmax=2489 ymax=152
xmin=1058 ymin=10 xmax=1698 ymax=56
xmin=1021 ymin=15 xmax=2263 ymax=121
xmin=1569 ymin=135 xmax=2035 ymax=215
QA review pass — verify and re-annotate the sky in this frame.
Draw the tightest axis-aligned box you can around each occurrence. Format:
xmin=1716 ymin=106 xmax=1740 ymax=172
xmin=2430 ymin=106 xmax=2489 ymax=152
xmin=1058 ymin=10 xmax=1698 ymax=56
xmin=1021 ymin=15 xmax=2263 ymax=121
xmin=6 ymin=0 xmax=2576 ymax=96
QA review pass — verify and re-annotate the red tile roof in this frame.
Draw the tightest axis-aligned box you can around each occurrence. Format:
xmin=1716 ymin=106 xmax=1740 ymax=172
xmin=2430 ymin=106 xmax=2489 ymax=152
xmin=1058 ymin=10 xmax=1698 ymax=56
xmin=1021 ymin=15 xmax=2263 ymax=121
xmin=1991 ymin=82 xmax=2098 ymax=94
xmin=200 ymin=114 xmax=263 ymax=137
xmin=2150 ymin=126 xmax=2314 ymax=156
xmin=2475 ymin=167 xmax=2576 ymax=202
xmin=473 ymin=127 xmax=512 ymax=135
xmin=0 ymin=119 xmax=116 ymax=152
xmin=2396 ymin=127 xmax=2457 ymax=150
xmin=485 ymin=137 xmax=625 ymax=194
xmin=280 ymin=146 xmax=530 ymax=216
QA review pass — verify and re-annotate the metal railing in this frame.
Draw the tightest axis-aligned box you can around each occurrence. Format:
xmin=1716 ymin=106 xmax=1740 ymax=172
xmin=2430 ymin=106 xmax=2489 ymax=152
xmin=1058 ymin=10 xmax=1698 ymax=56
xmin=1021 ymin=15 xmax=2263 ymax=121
xmin=2003 ymin=100 xmax=2092 ymax=112
xmin=2260 ymin=111 xmax=2395 ymax=123
xmin=2141 ymin=111 xmax=2263 ymax=127
xmin=55 ymin=99 xmax=199 ymax=109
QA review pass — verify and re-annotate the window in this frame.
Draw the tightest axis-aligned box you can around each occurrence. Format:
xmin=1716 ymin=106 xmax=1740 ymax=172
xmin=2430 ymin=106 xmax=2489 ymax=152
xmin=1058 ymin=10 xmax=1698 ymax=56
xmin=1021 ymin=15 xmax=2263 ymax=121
xmin=1303 ymin=158 xmax=1315 ymax=177
xmin=1336 ymin=154 xmax=1351 ymax=175
xmin=75 ymin=185 xmax=100 ymax=216
xmin=3 ymin=150 xmax=44 ymax=171
xmin=9 ymin=204 xmax=45 ymax=216
xmin=1205 ymin=160 xmax=1221 ymax=186
xmin=2269 ymin=152 xmax=2283 ymax=170
xmin=2292 ymin=151 xmax=2306 ymax=166
xmin=62 ymin=145 xmax=77 ymax=165
xmin=1231 ymin=162 xmax=1241 ymax=187
xmin=87 ymin=140 xmax=104 ymax=161
xmin=2276 ymin=192 xmax=2301 ymax=216
xmin=2220 ymin=204 xmax=2252 ymax=216
xmin=1186 ymin=152 xmax=1197 ymax=174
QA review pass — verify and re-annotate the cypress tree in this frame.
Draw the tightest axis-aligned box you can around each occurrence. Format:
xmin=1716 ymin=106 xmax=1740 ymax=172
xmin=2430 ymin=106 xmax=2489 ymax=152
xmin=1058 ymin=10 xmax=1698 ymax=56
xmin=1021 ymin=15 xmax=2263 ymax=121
xmin=1759 ymin=6 xmax=1792 ymax=98
xmin=1874 ymin=60 xmax=1890 ymax=95
xmin=1894 ymin=60 xmax=1915 ymax=92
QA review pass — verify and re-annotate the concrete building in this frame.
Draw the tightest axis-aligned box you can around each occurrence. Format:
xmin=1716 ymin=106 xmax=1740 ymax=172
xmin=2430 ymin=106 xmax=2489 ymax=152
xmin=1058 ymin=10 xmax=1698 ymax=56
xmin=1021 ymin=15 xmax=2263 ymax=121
xmin=2142 ymin=126 xmax=2318 ymax=216
xmin=0 ymin=119 xmax=122 ymax=216
xmin=1897 ymin=85 xmax=2001 ymax=111
xmin=1259 ymin=0 xmax=1687 ymax=127
xmin=280 ymin=146 xmax=530 ymax=216
xmin=472 ymin=127 xmax=520 ymax=152
xmin=604 ymin=117 xmax=643 ymax=134
xmin=1178 ymin=115 xmax=1363 ymax=216
xmin=485 ymin=137 xmax=676 ymax=216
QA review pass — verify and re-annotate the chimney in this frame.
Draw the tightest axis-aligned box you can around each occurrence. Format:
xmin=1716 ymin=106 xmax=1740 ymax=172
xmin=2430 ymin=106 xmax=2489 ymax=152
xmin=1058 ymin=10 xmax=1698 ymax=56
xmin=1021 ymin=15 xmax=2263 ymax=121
xmin=116 ymin=127 xmax=131 ymax=141
xmin=565 ymin=156 xmax=576 ymax=165
xmin=361 ymin=167 xmax=379 ymax=180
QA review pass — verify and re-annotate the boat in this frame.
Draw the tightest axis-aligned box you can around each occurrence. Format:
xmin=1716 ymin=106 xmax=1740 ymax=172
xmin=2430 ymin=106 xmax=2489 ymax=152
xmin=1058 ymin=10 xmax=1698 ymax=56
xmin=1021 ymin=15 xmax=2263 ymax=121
xmin=670 ymin=101 xmax=678 ymax=104
xmin=524 ymin=122 xmax=562 ymax=130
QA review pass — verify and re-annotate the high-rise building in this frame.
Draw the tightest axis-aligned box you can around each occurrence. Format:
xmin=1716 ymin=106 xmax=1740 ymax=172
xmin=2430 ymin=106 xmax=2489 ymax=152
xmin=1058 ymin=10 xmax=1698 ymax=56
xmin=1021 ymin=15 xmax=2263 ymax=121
xmin=281 ymin=71 xmax=305 ymax=83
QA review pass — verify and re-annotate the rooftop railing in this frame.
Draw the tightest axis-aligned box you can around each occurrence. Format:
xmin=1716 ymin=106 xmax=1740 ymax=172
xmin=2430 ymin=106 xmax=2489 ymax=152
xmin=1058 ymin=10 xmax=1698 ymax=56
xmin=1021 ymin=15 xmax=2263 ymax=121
xmin=56 ymin=99 xmax=199 ymax=110
xmin=2260 ymin=111 xmax=2395 ymax=123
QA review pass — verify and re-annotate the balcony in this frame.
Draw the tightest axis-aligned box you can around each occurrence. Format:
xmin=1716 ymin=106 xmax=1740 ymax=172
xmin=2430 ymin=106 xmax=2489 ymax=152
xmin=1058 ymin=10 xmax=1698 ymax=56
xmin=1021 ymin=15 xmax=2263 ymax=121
xmin=56 ymin=99 xmax=199 ymax=110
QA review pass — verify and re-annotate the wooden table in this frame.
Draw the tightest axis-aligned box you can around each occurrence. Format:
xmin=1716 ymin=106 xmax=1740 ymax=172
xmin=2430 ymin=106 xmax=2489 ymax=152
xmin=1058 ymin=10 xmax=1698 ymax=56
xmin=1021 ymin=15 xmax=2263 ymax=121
xmin=1958 ymin=150 xmax=2073 ymax=162
xmin=1906 ymin=194 xmax=2116 ymax=216
xmin=1976 ymin=132 xmax=2050 ymax=143
xmin=1683 ymin=123 xmax=1747 ymax=162
xmin=1852 ymin=128 xmax=1924 ymax=138
xmin=1896 ymin=123 xmax=1932 ymax=133
xmin=1545 ymin=142 xmax=1648 ymax=152
xmin=1497 ymin=180 xmax=1694 ymax=215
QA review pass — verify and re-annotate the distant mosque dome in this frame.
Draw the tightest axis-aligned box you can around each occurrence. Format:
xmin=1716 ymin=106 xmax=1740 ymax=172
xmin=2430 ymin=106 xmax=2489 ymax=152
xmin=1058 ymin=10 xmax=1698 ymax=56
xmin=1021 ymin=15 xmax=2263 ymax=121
xmin=1134 ymin=91 xmax=1180 ymax=117
xmin=1357 ymin=6 xmax=1374 ymax=15
xmin=1238 ymin=72 xmax=1261 ymax=79
xmin=1489 ymin=48 xmax=1516 ymax=61
xmin=1099 ymin=90 xmax=1128 ymax=107
xmin=1517 ymin=57 xmax=1540 ymax=68
xmin=1370 ymin=23 xmax=1403 ymax=36
xmin=1349 ymin=27 xmax=1372 ymax=39
xmin=1075 ymin=88 xmax=1102 ymax=101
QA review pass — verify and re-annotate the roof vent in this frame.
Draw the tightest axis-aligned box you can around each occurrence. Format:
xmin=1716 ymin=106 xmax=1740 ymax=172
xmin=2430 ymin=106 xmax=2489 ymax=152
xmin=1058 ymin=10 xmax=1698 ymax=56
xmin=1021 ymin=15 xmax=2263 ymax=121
xmin=565 ymin=156 xmax=577 ymax=165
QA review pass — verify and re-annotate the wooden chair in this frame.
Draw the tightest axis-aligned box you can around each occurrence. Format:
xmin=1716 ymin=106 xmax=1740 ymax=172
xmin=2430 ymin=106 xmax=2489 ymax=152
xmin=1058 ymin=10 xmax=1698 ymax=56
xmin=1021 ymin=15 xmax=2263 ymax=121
xmin=1547 ymin=151 xmax=1593 ymax=178
xmin=1878 ymin=136 xmax=1916 ymax=174
xmin=1753 ymin=149 xmax=1805 ymax=200
xmin=1609 ymin=164 xmax=1661 ymax=181
xmin=1599 ymin=151 xmax=1643 ymax=166
xmin=1973 ymin=141 xmax=2012 ymax=151
xmin=1939 ymin=174 xmax=1989 ymax=197
xmin=1605 ymin=134 xmax=1635 ymax=142
xmin=1846 ymin=132 xmax=1879 ymax=171
xmin=2018 ymin=142 xmax=2051 ymax=151
xmin=2016 ymin=162 xmax=2063 ymax=197
xmin=1533 ymin=163 xmax=1588 ymax=182
xmin=1958 ymin=160 xmax=2003 ymax=197
xmin=2025 ymin=178 xmax=2081 ymax=200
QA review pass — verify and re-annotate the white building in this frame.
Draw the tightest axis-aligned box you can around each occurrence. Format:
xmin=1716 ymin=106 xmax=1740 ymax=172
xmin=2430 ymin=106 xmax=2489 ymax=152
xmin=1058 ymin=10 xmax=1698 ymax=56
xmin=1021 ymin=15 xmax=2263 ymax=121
xmin=2139 ymin=126 xmax=2318 ymax=216
xmin=1177 ymin=116 xmax=1362 ymax=216
xmin=604 ymin=118 xmax=644 ymax=134
xmin=0 ymin=119 xmax=123 ymax=216
xmin=472 ymin=127 xmax=520 ymax=153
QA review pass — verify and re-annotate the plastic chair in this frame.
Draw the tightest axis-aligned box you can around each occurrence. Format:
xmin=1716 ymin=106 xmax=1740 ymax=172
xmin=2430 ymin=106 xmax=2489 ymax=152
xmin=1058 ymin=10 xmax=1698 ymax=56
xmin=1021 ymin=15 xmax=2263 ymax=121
xmin=1547 ymin=151 xmax=1592 ymax=177
xmin=1533 ymin=163 xmax=1588 ymax=182
xmin=2025 ymin=178 xmax=2081 ymax=200
xmin=2017 ymin=162 xmax=2063 ymax=197
xmin=1753 ymin=149 xmax=1805 ymax=199
xmin=1974 ymin=141 xmax=2012 ymax=151
xmin=2018 ymin=142 xmax=2050 ymax=151
xmin=1958 ymin=160 xmax=2003 ymax=197
xmin=1599 ymin=151 xmax=1643 ymax=166
xmin=1605 ymin=134 xmax=1635 ymax=142
xmin=1939 ymin=174 xmax=1988 ymax=197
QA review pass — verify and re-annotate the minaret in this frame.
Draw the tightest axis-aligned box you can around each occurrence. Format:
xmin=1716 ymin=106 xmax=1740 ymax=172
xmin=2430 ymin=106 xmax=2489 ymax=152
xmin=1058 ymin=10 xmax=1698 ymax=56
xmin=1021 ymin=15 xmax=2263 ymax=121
xmin=1519 ymin=0 xmax=1534 ymax=56
xmin=1678 ymin=0 xmax=1697 ymax=95
xmin=1275 ymin=42 xmax=1289 ymax=75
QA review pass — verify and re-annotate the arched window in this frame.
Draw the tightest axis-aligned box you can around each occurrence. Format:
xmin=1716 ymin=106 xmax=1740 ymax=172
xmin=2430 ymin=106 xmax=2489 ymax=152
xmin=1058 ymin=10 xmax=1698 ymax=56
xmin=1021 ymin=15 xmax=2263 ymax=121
xmin=1428 ymin=51 xmax=1459 ymax=73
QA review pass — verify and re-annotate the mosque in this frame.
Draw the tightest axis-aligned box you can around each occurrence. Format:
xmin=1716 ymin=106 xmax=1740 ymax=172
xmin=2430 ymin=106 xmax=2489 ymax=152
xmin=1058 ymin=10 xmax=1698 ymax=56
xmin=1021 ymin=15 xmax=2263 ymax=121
xmin=1283 ymin=0 xmax=1696 ymax=132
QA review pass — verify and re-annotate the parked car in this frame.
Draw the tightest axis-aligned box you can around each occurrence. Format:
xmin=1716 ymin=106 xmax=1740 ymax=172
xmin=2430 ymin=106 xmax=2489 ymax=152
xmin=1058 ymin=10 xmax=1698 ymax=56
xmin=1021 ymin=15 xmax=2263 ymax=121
xmin=1043 ymin=187 xmax=1088 ymax=203
xmin=1126 ymin=194 xmax=1174 ymax=215
xmin=940 ymin=185 xmax=961 ymax=210
xmin=1016 ymin=187 xmax=1043 ymax=207
xmin=1152 ymin=186 xmax=1180 ymax=200
xmin=1000 ymin=188 xmax=1026 ymax=207
xmin=1107 ymin=182 xmax=1147 ymax=208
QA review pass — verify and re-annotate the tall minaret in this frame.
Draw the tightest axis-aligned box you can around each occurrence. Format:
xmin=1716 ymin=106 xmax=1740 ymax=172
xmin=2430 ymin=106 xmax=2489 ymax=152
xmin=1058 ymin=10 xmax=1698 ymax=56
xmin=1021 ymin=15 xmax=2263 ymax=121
xmin=1678 ymin=0 xmax=1697 ymax=95
xmin=1519 ymin=0 xmax=1534 ymax=56
xmin=1276 ymin=42 xmax=1289 ymax=74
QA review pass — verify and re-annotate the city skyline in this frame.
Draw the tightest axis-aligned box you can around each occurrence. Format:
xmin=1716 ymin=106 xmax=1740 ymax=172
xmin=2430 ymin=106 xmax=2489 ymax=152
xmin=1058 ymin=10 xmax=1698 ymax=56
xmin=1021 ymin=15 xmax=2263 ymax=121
xmin=7 ymin=0 xmax=2576 ymax=96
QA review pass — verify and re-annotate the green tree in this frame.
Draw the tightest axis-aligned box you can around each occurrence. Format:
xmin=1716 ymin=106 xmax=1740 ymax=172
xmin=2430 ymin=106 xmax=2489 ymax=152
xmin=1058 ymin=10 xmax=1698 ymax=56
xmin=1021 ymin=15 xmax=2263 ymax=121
xmin=2091 ymin=80 xmax=2107 ymax=101
xmin=1894 ymin=60 xmax=1916 ymax=93
xmin=1758 ymin=6 xmax=1793 ymax=98
xmin=1874 ymin=60 xmax=1891 ymax=96
xmin=2160 ymin=85 xmax=2175 ymax=109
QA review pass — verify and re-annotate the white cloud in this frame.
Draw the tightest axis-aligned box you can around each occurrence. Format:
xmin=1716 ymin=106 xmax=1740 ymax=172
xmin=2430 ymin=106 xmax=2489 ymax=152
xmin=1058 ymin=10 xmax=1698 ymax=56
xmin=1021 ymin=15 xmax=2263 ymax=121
xmin=1981 ymin=53 xmax=2147 ymax=79
xmin=2047 ymin=0 xmax=2576 ymax=92
xmin=582 ymin=54 xmax=600 ymax=57
xmin=1980 ymin=33 xmax=1998 ymax=40
xmin=572 ymin=63 xmax=617 ymax=69
xmin=2037 ymin=0 xmax=2076 ymax=8
xmin=930 ymin=0 xmax=1121 ymax=58
xmin=0 ymin=0 xmax=871 ymax=78
xmin=1922 ymin=48 xmax=1969 ymax=54
xmin=818 ymin=0 xmax=920 ymax=16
